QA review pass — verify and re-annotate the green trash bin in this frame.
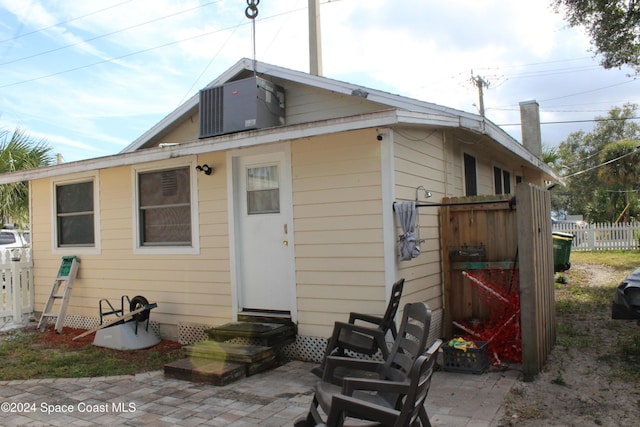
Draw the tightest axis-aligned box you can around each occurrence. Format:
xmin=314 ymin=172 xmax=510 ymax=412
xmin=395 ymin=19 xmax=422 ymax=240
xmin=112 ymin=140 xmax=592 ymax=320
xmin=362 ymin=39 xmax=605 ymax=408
xmin=552 ymin=232 xmax=574 ymax=273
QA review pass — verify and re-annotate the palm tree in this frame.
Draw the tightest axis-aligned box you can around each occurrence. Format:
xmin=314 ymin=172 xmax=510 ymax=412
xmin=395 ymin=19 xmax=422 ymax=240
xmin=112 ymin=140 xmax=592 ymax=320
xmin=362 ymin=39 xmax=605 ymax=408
xmin=0 ymin=127 xmax=55 ymax=228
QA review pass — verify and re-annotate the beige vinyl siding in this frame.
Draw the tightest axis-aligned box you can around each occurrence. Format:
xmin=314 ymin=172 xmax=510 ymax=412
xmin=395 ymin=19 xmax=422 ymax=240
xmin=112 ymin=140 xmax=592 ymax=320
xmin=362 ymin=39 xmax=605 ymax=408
xmin=276 ymin=80 xmax=386 ymax=126
xmin=292 ymin=128 xmax=386 ymax=337
xmin=30 ymin=153 xmax=232 ymax=339
xmin=447 ymin=129 xmax=535 ymax=197
xmin=158 ymin=115 xmax=200 ymax=145
xmin=393 ymin=127 xmax=445 ymax=312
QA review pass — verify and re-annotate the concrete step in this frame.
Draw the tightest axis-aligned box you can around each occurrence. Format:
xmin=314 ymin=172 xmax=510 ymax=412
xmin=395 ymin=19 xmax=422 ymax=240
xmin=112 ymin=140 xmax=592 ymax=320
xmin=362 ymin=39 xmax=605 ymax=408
xmin=166 ymin=320 xmax=297 ymax=386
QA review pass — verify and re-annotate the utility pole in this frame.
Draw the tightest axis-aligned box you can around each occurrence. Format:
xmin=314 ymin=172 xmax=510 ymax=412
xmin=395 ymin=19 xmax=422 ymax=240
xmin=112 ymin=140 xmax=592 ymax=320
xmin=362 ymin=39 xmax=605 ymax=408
xmin=471 ymin=71 xmax=489 ymax=117
xmin=309 ymin=0 xmax=323 ymax=76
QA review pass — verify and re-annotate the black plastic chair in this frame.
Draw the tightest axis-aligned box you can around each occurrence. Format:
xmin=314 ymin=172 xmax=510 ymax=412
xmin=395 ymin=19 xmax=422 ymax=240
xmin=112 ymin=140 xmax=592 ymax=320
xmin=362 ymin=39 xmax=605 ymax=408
xmin=297 ymin=302 xmax=437 ymax=427
xmin=312 ymin=278 xmax=404 ymax=377
xmin=320 ymin=340 xmax=441 ymax=426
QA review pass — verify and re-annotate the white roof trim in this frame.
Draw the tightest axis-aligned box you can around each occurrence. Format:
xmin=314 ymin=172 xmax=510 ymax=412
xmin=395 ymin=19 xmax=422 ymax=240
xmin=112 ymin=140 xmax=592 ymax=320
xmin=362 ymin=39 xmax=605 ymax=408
xmin=0 ymin=108 xmax=559 ymax=184
xmin=0 ymin=110 xmax=398 ymax=184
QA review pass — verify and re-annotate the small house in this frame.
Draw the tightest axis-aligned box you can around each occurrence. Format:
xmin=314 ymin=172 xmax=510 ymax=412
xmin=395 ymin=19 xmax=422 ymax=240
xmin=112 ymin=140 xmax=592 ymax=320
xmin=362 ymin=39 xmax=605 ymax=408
xmin=0 ymin=59 xmax=557 ymax=360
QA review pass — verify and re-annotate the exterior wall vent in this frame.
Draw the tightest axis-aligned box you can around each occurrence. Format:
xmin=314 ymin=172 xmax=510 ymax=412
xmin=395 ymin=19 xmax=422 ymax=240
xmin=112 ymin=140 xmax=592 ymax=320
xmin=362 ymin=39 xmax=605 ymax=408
xmin=199 ymin=76 xmax=285 ymax=138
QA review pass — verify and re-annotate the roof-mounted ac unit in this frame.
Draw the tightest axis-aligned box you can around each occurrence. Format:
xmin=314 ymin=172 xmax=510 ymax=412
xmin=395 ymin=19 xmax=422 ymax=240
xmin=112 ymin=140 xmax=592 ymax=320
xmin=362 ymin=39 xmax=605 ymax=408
xmin=199 ymin=76 xmax=285 ymax=138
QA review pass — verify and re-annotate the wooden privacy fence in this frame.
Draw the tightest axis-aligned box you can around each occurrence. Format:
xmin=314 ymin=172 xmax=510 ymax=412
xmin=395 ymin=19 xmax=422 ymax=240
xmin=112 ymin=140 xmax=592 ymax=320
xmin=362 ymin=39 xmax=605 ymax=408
xmin=552 ymin=222 xmax=640 ymax=251
xmin=0 ymin=248 xmax=34 ymax=322
xmin=440 ymin=183 xmax=555 ymax=377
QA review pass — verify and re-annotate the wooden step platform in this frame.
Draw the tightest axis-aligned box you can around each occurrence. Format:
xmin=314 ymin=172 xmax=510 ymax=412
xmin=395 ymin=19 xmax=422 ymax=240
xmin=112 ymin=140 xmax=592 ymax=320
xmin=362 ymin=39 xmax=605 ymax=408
xmin=206 ymin=321 xmax=296 ymax=347
xmin=165 ymin=319 xmax=296 ymax=386
xmin=184 ymin=341 xmax=277 ymax=376
xmin=164 ymin=358 xmax=246 ymax=386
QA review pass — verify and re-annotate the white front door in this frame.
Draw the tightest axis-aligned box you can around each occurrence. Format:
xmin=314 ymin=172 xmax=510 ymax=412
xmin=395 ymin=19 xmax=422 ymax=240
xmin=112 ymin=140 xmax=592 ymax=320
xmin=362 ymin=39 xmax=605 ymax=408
xmin=233 ymin=151 xmax=294 ymax=313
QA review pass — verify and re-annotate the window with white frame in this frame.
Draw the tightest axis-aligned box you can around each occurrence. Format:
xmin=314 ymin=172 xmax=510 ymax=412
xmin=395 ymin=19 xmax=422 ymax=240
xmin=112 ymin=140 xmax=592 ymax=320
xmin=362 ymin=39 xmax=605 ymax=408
xmin=138 ymin=166 xmax=192 ymax=246
xmin=55 ymin=180 xmax=95 ymax=247
xmin=493 ymin=166 xmax=512 ymax=195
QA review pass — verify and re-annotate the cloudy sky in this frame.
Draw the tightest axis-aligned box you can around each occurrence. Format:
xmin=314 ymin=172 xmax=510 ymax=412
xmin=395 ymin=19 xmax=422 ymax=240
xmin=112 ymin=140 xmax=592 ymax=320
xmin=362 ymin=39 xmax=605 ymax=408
xmin=0 ymin=0 xmax=638 ymax=162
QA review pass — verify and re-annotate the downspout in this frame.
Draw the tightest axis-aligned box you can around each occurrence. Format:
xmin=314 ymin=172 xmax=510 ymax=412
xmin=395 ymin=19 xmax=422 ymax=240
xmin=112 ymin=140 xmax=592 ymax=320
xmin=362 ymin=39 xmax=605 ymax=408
xmin=379 ymin=129 xmax=397 ymax=310
xmin=440 ymin=130 xmax=448 ymax=313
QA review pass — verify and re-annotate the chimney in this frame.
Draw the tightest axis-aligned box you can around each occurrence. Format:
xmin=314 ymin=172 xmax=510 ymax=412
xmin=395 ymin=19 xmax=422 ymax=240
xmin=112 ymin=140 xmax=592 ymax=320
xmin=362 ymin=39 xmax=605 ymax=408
xmin=308 ymin=0 xmax=323 ymax=76
xmin=519 ymin=100 xmax=542 ymax=158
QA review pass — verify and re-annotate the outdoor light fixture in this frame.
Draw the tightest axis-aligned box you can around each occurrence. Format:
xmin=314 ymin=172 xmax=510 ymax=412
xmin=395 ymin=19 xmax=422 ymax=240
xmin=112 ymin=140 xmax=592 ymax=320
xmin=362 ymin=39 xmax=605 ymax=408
xmin=195 ymin=164 xmax=213 ymax=175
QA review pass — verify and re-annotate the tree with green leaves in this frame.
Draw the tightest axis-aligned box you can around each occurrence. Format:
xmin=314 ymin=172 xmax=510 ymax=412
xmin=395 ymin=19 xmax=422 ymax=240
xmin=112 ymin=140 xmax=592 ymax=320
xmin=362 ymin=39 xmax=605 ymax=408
xmin=552 ymin=0 xmax=640 ymax=72
xmin=0 ymin=128 xmax=55 ymax=228
xmin=597 ymin=139 xmax=640 ymax=221
xmin=553 ymin=103 xmax=640 ymax=222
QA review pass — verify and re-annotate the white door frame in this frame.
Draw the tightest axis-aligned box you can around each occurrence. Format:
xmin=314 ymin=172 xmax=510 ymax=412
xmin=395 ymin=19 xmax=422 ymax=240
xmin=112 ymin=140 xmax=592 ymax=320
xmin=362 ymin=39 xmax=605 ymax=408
xmin=226 ymin=142 xmax=297 ymax=321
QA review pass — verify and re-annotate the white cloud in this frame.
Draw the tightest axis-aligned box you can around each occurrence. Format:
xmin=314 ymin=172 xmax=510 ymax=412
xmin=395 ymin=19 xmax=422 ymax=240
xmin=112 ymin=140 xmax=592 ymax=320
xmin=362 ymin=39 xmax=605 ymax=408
xmin=0 ymin=0 xmax=637 ymax=162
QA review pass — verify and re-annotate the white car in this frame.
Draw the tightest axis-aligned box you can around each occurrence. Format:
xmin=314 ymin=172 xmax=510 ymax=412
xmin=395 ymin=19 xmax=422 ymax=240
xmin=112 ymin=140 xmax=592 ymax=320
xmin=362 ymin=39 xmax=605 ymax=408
xmin=0 ymin=229 xmax=30 ymax=249
xmin=0 ymin=228 xmax=31 ymax=261
xmin=1 ymin=229 xmax=30 ymax=288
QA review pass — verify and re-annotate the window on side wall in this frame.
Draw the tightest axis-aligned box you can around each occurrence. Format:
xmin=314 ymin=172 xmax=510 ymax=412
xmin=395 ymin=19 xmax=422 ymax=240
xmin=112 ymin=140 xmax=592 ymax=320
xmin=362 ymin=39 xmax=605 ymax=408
xmin=55 ymin=180 xmax=95 ymax=247
xmin=138 ymin=166 xmax=192 ymax=246
xmin=493 ymin=166 xmax=512 ymax=195
xmin=464 ymin=153 xmax=477 ymax=196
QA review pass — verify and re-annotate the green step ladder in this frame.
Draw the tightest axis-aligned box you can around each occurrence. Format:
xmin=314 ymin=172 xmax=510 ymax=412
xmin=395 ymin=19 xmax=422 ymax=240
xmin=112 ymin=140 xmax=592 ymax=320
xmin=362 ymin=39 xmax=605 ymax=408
xmin=37 ymin=256 xmax=81 ymax=333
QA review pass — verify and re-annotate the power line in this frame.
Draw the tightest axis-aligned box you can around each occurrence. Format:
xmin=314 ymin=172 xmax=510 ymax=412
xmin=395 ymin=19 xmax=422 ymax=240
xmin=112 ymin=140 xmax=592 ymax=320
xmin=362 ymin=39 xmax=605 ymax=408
xmin=0 ymin=3 xmax=312 ymax=89
xmin=500 ymin=65 xmax=602 ymax=80
xmin=0 ymin=0 xmax=135 ymax=43
xmin=539 ymin=79 xmax=639 ymax=103
xmin=176 ymin=17 xmax=245 ymax=107
xmin=498 ymin=116 xmax=640 ymax=127
xmin=0 ymin=0 xmax=223 ymax=67
xmin=0 ymin=22 xmax=240 ymax=89
xmin=472 ymin=56 xmax=594 ymax=71
xmin=563 ymin=146 xmax=640 ymax=179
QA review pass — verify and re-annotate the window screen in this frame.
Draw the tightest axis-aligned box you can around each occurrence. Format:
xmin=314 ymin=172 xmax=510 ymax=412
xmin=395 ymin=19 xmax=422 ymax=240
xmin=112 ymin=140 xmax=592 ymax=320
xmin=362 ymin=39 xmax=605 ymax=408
xmin=139 ymin=167 xmax=191 ymax=245
xmin=56 ymin=181 xmax=95 ymax=246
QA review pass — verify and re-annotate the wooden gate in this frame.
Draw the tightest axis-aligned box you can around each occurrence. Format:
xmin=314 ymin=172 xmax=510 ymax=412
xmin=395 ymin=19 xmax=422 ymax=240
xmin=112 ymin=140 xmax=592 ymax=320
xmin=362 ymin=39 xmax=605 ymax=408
xmin=440 ymin=184 xmax=555 ymax=376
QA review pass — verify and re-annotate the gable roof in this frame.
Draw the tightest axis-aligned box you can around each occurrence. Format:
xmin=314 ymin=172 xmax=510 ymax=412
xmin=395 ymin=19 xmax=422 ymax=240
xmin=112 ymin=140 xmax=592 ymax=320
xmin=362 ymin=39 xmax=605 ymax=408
xmin=0 ymin=58 xmax=560 ymax=184
xmin=120 ymin=58 xmax=553 ymax=176
xmin=120 ymin=58 xmax=479 ymax=153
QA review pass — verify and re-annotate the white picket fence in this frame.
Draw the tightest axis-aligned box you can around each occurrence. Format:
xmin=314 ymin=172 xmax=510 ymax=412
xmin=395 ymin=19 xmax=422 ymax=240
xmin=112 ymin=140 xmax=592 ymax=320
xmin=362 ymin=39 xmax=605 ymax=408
xmin=552 ymin=222 xmax=640 ymax=251
xmin=0 ymin=248 xmax=34 ymax=322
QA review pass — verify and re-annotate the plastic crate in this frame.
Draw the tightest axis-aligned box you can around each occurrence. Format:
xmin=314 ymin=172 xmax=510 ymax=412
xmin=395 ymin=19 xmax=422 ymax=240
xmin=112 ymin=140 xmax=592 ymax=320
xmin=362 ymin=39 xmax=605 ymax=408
xmin=442 ymin=341 xmax=488 ymax=374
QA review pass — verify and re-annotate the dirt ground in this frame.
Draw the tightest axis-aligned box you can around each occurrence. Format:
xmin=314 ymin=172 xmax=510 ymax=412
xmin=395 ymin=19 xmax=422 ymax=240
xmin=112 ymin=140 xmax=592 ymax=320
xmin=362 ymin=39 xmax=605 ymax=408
xmin=498 ymin=263 xmax=640 ymax=427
